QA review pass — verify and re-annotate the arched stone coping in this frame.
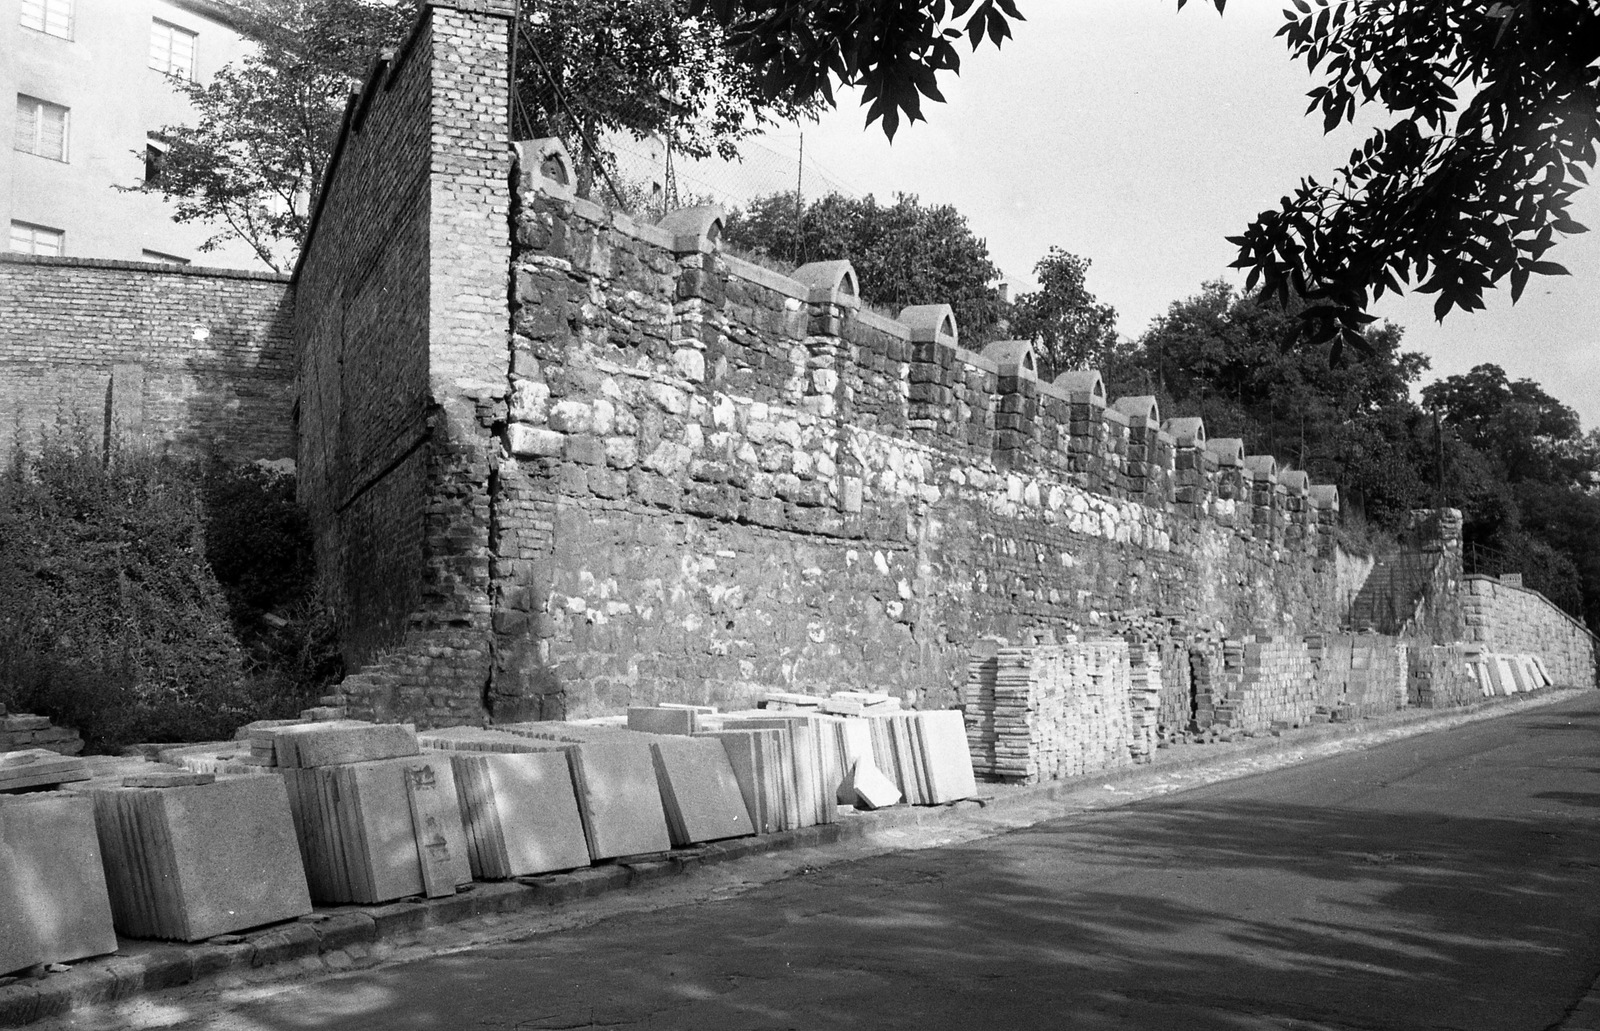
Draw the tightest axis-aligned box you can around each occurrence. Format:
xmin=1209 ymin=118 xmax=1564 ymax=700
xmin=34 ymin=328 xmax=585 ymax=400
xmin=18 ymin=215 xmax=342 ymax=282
xmin=654 ymin=204 xmax=725 ymax=255
xmin=1308 ymin=484 xmax=1340 ymax=510
xmin=1112 ymin=395 xmax=1160 ymax=426
xmin=1206 ymin=437 xmax=1245 ymax=466
xmin=1279 ymin=469 xmax=1310 ymax=495
xmin=1162 ymin=416 xmax=1206 ymax=447
xmin=1053 ymin=369 xmax=1105 ymax=406
xmin=514 ymin=137 xmax=575 ymax=201
xmin=790 ymin=260 xmax=860 ymax=308
xmin=1242 ymin=454 xmax=1279 ymax=481
xmin=980 ymin=340 xmax=1038 ymax=378
xmin=898 ymin=304 xmax=958 ymax=346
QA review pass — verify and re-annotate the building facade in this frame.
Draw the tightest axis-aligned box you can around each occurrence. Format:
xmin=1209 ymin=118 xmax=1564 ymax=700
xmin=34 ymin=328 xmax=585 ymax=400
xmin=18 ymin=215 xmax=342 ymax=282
xmin=3 ymin=0 xmax=265 ymax=269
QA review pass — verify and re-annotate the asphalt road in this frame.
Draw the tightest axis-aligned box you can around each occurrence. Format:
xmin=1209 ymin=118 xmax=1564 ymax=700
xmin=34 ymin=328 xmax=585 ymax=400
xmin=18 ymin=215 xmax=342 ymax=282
xmin=68 ymin=692 xmax=1600 ymax=1031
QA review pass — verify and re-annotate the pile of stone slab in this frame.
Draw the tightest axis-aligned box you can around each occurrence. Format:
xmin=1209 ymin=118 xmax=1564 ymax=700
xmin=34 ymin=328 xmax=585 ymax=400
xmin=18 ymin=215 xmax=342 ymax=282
xmin=0 ymin=706 xmax=83 ymax=756
xmin=73 ymin=770 xmax=312 ymax=941
xmin=760 ymin=691 xmax=903 ymax=717
xmin=695 ymin=725 xmax=798 ymax=831
xmin=963 ymin=639 xmax=1137 ymax=784
xmin=446 ymin=747 xmax=590 ymax=879
xmin=276 ymin=722 xmax=471 ymax=904
xmin=493 ymin=723 xmax=677 ymax=859
xmin=0 ymin=792 xmax=117 ymax=975
xmin=866 ymin=710 xmax=977 ymax=804
xmin=0 ymin=748 xmax=89 ymax=792
xmin=1471 ymin=651 xmax=1551 ymax=697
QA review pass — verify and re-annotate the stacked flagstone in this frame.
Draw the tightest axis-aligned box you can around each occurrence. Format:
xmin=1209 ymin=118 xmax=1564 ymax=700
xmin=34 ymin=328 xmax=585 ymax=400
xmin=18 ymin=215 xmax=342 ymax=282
xmin=694 ymin=727 xmax=794 ymax=833
xmin=496 ymin=723 xmax=677 ymax=859
xmin=0 ymin=792 xmax=117 ymax=974
xmin=864 ymin=710 xmax=976 ymax=804
xmin=0 ymin=706 xmax=83 ymax=757
xmin=963 ymin=639 xmax=1137 ymax=784
xmin=277 ymin=722 xmax=471 ymax=904
xmin=79 ymin=772 xmax=312 ymax=941
xmin=0 ymin=748 xmax=89 ymax=792
xmin=710 ymin=714 xmax=841 ymax=827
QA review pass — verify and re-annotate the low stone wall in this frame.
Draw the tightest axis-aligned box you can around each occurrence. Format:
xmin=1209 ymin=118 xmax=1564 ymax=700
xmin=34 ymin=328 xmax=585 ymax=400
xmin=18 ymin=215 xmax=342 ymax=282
xmin=1462 ymin=576 xmax=1599 ymax=688
xmin=0 ymin=254 xmax=294 ymax=462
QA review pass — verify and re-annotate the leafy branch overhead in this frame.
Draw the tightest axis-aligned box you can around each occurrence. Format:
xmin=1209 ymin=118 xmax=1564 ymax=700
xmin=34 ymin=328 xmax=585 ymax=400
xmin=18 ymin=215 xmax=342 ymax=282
xmin=1221 ymin=0 xmax=1600 ymax=356
xmin=687 ymin=0 xmax=1024 ymax=139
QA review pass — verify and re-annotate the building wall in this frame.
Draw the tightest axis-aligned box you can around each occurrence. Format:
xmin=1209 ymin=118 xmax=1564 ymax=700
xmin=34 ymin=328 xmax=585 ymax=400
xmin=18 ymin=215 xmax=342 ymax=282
xmin=292 ymin=0 xmax=513 ymax=711
xmin=0 ymin=252 xmax=293 ymax=460
xmin=1462 ymin=576 xmax=1600 ymax=688
xmin=2 ymin=0 xmax=265 ymax=268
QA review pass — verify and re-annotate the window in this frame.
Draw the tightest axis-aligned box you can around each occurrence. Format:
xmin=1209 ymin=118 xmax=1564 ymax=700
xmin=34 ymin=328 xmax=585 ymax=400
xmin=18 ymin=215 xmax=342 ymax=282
xmin=19 ymin=0 xmax=72 ymax=39
xmin=10 ymin=222 xmax=64 ymax=256
xmin=141 ymin=249 xmax=188 ymax=266
xmin=14 ymin=95 xmax=69 ymax=161
xmin=150 ymin=19 xmax=197 ymax=79
xmin=144 ymin=138 xmax=168 ymax=185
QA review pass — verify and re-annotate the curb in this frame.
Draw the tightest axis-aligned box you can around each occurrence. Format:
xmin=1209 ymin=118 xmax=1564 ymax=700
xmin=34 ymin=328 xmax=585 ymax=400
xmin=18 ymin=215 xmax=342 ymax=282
xmin=0 ymin=686 xmax=1584 ymax=1027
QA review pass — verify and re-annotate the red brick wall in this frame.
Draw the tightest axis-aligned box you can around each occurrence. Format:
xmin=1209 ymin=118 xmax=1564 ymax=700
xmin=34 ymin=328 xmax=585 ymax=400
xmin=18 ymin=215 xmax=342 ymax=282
xmin=0 ymin=254 xmax=293 ymax=461
xmin=292 ymin=1 xmax=513 ymax=719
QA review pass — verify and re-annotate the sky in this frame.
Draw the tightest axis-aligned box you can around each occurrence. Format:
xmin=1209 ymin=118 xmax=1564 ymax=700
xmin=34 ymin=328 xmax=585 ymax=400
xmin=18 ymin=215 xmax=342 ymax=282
xmin=727 ymin=1 xmax=1600 ymax=431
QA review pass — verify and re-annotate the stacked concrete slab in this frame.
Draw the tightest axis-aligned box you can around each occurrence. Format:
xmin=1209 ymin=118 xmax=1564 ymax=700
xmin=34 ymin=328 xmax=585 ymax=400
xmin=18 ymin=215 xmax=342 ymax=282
xmin=0 ymin=792 xmax=117 ymax=975
xmin=0 ymin=748 xmax=89 ymax=792
xmin=694 ymin=727 xmax=794 ymax=833
xmin=80 ymin=773 xmax=312 ymax=941
xmin=866 ymin=710 xmax=977 ymax=804
xmin=277 ymin=723 xmax=471 ymax=904
xmin=496 ymin=723 xmax=675 ymax=859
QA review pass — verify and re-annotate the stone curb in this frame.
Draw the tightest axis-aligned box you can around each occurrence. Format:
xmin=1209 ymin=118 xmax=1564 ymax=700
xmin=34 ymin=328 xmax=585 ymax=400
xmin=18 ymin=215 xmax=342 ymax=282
xmin=0 ymin=687 xmax=1583 ymax=1027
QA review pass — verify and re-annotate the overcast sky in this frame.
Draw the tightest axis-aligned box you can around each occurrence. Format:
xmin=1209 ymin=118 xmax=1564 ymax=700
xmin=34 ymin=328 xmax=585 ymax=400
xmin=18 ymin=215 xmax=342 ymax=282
xmin=744 ymin=1 xmax=1600 ymax=430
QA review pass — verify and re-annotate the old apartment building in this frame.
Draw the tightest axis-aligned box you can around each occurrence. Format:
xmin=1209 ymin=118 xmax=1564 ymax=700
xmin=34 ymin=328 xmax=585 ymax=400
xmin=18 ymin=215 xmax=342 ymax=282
xmin=3 ymin=0 xmax=264 ymax=267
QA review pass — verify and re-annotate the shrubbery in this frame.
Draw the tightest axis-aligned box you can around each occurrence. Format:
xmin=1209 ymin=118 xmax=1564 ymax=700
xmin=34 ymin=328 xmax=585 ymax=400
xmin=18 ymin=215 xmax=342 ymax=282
xmin=0 ymin=431 xmax=336 ymax=752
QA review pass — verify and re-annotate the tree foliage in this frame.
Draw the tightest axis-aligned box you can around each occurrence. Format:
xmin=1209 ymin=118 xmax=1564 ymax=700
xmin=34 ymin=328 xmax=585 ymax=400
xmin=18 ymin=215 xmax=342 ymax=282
xmin=139 ymin=0 xmax=415 ymax=271
xmin=723 ymin=190 xmax=1007 ymax=342
xmin=1214 ymin=0 xmax=1600 ymax=353
xmin=1008 ymin=247 xmax=1120 ymax=381
xmin=1130 ymin=280 xmax=1433 ymax=529
xmin=513 ymin=0 xmax=812 ymax=186
xmin=687 ymin=0 xmax=1024 ymax=138
xmin=699 ymin=1 xmax=1598 ymax=352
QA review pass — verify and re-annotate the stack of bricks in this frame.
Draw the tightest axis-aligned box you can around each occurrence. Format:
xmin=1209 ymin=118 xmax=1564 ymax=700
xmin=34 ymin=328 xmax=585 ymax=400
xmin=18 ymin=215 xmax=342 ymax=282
xmin=1215 ymin=634 xmax=1318 ymax=732
xmin=1189 ymin=637 xmax=1225 ymax=730
xmin=0 ymin=705 xmax=83 ymax=756
xmin=962 ymin=638 xmax=1136 ymax=785
xmin=1407 ymin=644 xmax=1486 ymax=708
xmin=1126 ymin=643 xmax=1161 ymax=761
xmin=1308 ymin=633 xmax=1409 ymax=720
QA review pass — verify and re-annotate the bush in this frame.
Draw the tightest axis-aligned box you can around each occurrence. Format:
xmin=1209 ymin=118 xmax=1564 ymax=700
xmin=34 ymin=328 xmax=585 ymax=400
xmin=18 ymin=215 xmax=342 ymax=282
xmin=0 ymin=432 xmax=328 ymax=752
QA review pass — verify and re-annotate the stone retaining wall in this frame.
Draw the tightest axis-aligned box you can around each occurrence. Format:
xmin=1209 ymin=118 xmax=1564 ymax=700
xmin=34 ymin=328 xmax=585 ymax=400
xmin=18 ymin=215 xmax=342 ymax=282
xmin=1462 ymin=576 xmax=1600 ymax=688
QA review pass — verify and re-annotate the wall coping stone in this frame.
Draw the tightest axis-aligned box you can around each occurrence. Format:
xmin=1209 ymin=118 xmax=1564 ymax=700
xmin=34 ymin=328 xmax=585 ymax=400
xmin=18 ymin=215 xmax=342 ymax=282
xmin=0 ymin=252 xmax=289 ymax=283
xmin=721 ymin=253 xmax=811 ymax=303
xmin=855 ymin=307 xmax=912 ymax=340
